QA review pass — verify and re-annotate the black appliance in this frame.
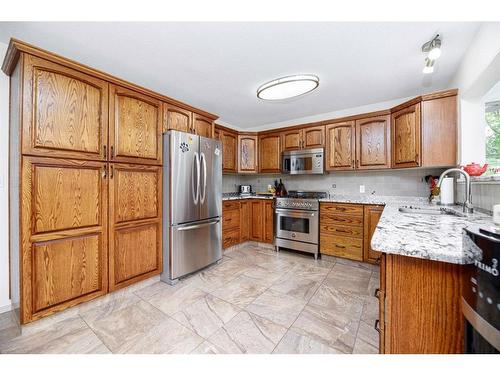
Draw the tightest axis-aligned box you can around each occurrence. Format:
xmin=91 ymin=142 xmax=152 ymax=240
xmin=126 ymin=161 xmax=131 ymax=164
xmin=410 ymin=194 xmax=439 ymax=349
xmin=462 ymin=225 xmax=500 ymax=353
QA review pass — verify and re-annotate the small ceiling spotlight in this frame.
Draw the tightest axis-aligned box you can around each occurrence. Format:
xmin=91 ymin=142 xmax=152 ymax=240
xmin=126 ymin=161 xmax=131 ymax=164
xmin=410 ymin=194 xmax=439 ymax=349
xmin=423 ymin=58 xmax=435 ymax=74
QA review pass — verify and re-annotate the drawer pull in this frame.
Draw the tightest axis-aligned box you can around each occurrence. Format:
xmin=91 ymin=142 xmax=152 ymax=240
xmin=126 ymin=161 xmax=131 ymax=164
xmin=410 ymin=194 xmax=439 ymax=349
xmin=376 ymin=257 xmax=381 ymax=265
xmin=336 ymin=244 xmax=346 ymax=249
xmin=374 ymin=319 xmax=380 ymax=333
xmin=374 ymin=288 xmax=380 ymax=298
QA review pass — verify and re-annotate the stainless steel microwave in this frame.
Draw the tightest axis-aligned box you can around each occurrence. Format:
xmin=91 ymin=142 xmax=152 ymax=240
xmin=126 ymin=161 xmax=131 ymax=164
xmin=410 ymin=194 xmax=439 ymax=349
xmin=282 ymin=148 xmax=324 ymax=175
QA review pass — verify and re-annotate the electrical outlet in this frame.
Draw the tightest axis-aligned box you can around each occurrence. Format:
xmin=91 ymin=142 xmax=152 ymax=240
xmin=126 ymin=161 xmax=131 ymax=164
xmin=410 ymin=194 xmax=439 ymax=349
xmin=359 ymin=185 xmax=365 ymax=193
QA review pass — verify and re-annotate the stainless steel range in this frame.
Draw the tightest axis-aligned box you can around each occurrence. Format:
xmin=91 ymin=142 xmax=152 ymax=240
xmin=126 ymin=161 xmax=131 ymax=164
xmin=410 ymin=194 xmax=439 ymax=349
xmin=274 ymin=191 xmax=328 ymax=259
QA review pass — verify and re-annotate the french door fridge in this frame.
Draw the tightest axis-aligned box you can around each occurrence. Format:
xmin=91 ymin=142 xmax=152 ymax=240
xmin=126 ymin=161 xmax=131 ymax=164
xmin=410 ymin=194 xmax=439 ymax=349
xmin=161 ymin=130 xmax=222 ymax=282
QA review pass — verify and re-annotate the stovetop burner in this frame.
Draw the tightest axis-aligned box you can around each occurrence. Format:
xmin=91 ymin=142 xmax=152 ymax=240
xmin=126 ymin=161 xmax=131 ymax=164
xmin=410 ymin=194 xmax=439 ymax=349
xmin=284 ymin=191 xmax=329 ymax=199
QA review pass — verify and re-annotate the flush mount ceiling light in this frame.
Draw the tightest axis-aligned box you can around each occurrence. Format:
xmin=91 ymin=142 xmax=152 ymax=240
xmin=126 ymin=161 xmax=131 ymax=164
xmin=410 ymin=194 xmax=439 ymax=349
xmin=423 ymin=58 xmax=435 ymax=74
xmin=257 ymin=74 xmax=319 ymax=101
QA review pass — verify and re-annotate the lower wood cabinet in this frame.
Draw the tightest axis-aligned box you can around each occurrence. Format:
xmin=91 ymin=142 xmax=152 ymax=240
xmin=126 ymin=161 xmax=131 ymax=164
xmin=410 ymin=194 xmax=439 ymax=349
xmin=250 ymin=200 xmax=264 ymax=241
xmin=240 ymin=200 xmax=250 ymax=241
xmin=108 ymin=163 xmax=163 ymax=291
xmin=20 ymin=157 xmax=109 ymax=323
xmin=378 ymin=253 xmax=468 ymax=353
xmin=363 ymin=205 xmax=384 ymax=264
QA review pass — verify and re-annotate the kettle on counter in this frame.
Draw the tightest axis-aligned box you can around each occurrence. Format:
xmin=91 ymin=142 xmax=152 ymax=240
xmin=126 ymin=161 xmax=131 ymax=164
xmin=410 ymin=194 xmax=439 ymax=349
xmin=461 ymin=163 xmax=488 ymax=176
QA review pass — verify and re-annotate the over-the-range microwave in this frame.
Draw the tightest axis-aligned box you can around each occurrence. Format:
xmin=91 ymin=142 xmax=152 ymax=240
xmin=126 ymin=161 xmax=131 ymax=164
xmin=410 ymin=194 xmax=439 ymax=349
xmin=282 ymin=148 xmax=324 ymax=175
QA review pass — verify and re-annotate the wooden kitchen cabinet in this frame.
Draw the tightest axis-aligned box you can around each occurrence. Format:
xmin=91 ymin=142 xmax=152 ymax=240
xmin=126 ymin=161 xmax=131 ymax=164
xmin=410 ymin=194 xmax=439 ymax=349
xmin=109 ymin=84 xmax=162 ymax=165
xmin=356 ymin=115 xmax=391 ymax=169
xmin=281 ymin=128 xmax=303 ymax=151
xmin=250 ymin=200 xmax=264 ymax=241
xmin=21 ymin=54 xmax=109 ymax=161
xmin=220 ymin=128 xmax=238 ymax=173
xmin=259 ymin=133 xmax=281 ymax=173
xmin=363 ymin=205 xmax=384 ymax=264
xmin=391 ymin=103 xmax=421 ymax=168
xmin=240 ymin=200 xmax=250 ymax=241
xmin=325 ymin=122 xmax=355 ymax=170
xmin=108 ymin=163 xmax=162 ymax=291
xmin=163 ymin=103 xmax=191 ymax=133
xmin=263 ymin=200 xmax=274 ymax=244
xmin=238 ymin=135 xmax=259 ymax=173
xmin=193 ymin=113 xmax=213 ymax=138
xmin=281 ymin=126 xmax=325 ymax=151
xmin=379 ymin=253 xmax=467 ymax=353
xmin=20 ymin=157 xmax=109 ymax=323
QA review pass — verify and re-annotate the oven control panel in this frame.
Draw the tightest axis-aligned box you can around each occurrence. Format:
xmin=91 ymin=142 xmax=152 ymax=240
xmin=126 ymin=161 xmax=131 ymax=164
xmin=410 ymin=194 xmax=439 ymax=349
xmin=275 ymin=198 xmax=318 ymax=211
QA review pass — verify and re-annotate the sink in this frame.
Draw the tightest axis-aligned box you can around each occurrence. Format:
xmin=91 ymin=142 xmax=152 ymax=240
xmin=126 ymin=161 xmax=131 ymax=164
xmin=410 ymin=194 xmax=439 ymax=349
xmin=398 ymin=206 xmax=465 ymax=217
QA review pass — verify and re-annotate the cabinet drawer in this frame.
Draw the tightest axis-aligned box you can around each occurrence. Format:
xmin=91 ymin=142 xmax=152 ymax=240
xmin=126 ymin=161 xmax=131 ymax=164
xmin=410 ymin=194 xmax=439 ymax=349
xmin=320 ymin=213 xmax=364 ymax=227
xmin=223 ymin=200 xmax=240 ymax=210
xmin=320 ymin=234 xmax=363 ymax=261
xmin=223 ymin=208 xmax=240 ymax=230
xmin=320 ymin=203 xmax=363 ymax=216
xmin=320 ymin=223 xmax=363 ymax=238
xmin=223 ymin=228 xmax=240 ymax=249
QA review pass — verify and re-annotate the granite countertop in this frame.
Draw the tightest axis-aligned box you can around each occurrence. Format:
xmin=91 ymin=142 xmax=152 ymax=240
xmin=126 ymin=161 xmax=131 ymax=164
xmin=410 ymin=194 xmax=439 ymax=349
xmin=319 ymin=194 xmax=493 ymax=265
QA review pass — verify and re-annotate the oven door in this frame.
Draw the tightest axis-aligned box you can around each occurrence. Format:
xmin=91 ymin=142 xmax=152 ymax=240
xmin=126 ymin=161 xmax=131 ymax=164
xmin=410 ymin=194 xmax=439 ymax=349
xmin=275 ymin=208 xmax=318 ymax=244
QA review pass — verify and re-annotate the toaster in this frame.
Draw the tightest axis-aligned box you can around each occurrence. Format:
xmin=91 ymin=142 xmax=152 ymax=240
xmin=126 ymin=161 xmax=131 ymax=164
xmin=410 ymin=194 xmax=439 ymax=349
xmin=239 ymin=185 xmax=252 ymax=195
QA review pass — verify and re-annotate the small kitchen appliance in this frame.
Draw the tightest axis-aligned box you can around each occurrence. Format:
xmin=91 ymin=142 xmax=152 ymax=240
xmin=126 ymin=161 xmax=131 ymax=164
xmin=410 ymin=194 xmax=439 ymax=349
xmin=239 ymin=185 xmax=252 ymax=196
xmin=282 ymin=148 xmax=324 ymax=175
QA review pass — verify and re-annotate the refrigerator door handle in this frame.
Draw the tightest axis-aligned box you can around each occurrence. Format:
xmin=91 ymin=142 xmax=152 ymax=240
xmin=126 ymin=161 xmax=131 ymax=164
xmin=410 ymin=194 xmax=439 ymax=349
xmin=177 ymin=219 xmax=220 ymax=231
xmin=192 ymin=151 xmax=200 ymax=205
xmin=200 ymin=152 xmax=207 ymax=204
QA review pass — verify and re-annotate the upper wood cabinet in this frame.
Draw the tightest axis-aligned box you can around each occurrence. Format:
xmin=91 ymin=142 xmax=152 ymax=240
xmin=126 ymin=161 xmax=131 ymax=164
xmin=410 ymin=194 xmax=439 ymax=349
xmin=193 ymin=113 xmax=213 ymax=138
xmin=281 ymin=126 xmax=325 ymax=151
xmin=391 ymin=103 xmax=421 ymax=168
xmin=259 ymin=133 xmax=281 ymax=173
xmin=356 ymin=115 xmax=391 ymax=169
xmin=325 ymin=121 xmax=355 ymax=170
xmin=22 ymin=55 xmax=109 ymax=161
xmin=108 ymin=163 xmax=162 ymax=291
xmin=238 ymin=134 xmax=258 ymax=173
xmin=109 ymin=84 xmax=162 ymax=165
xmin=220 ymin=129 xmax=238 ymax=173
xmin=20 ymin=157 xmax=108 ymax=323
xmin=163 ymin=103 xmax=191 ymax=133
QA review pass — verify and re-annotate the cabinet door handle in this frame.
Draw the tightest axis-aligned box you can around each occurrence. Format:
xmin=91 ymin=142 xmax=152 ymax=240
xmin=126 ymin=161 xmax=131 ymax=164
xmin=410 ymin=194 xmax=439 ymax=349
xmin=102 ymin=165 xmax=107 ymax=179
xmin=374 ymin=319 xmax=380 ymax=333
xmin=110 ymin=165 xmax=114 ymax=179
xmin=376 ymin=257 xmax=381 ymax=265
xmin=110 ymin=146 xmax=114 ymax=159
xmin=374 ymin=288 xmax=380 ymax=298
xmin=103 ymin=145 xmax=107 ymax=158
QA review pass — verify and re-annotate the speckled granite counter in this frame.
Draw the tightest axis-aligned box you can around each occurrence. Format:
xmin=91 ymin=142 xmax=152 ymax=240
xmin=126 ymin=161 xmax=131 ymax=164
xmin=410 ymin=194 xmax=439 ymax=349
xmin=222 ymin=194 xmax=274 ymax=201
xmin=320 ymin=195 xmax=494 ymax=265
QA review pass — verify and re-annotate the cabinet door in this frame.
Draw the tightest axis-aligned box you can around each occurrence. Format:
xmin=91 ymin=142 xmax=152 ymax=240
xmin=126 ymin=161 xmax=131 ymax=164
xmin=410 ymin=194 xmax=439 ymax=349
xmin=22 ymin=55 xmax=108 ymax=161
xmin=238 ymin=135 xmax=258 ymax=173
xmin=240 ymin=200 xmax=250 ymax=242
xmin=363 ymin=205 xmax=384 ymax=264
xmin=263 ymin=200 xmax=274 ymax=244
xmin=303 ymin=126 xmax=325 ymax=149
xmin=356 ymin=115 xmax=391 ymax=169
xmin=325 ymin=122 xmax=355 ymax=170
xmin=21 ymin=157 xmax=108 ymax=323
xmin=391 ymin=103 xmax=421 ymax=168
xmin=250 ymin=200 xmax=263 ymax=241
xmin=259 ymin=133 xmax=281 ymax=173
xmin=193 ymin=114 xmax=213 ymax=138
xmin=281 ymin=129 xmax=302 ymax=151
xmin=221 ymin=130 xmax=238 ymax=173
xmin=163 ymin=103 xmax=191 ymax=133
xmin=109 ymin=163 xmax=162 ymax=291
xmin=109 ymin=85 xmax=162 ymax=165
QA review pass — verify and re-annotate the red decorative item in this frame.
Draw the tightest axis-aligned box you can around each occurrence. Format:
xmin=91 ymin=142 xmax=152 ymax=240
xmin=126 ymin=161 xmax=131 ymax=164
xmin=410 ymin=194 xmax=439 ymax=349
xmin=461 ymin=163 xmax=488 ymax=176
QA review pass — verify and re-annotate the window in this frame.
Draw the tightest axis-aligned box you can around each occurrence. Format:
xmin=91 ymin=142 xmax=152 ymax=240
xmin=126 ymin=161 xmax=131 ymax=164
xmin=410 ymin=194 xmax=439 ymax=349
xmin=485 ymin=100 xmax=500 ymax=176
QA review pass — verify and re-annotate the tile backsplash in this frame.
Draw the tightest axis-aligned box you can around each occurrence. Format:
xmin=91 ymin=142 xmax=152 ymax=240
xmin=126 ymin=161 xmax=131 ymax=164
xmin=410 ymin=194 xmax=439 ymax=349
xmin=223 ymin=168 xmax=447 ymax=197
xmin=456 ymin=181 xmax=500 ymax=214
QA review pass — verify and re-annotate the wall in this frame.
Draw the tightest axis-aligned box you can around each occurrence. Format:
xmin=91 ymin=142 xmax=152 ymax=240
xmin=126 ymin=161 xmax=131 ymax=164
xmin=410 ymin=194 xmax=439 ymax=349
xmin=224 ymin=168 xmax=446 ymax=198
xmin=0 ymin=41 xmax=10 ymax=312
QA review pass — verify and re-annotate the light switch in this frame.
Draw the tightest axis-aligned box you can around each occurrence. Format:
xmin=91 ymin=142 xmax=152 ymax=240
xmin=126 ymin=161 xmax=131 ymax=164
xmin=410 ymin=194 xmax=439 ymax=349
xmin=359 ymin=185 xmax=365 ymax=193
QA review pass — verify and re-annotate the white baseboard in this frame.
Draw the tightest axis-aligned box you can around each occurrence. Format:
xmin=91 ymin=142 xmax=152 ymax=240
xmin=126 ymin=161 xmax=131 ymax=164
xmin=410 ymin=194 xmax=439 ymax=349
xmin=0 ymin=301 xmax=12 ymax=314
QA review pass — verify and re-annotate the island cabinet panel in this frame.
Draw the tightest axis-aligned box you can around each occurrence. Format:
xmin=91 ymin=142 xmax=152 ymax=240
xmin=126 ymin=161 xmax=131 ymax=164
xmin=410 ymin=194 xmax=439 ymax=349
xmin=109 ymin=84 xmax=162 ymax=165
xmin=259 ymin=133 xmax=281 ymax=173
xmin=21 ymin=157 xmax=108 ymax=323
xmin=238 ymin=135 xmax=258 ymax=173
xmin=221 ymin=129 xmax=238 ymax=173
xmin=163 ymin=103 xmax=191 ymax=133
xmin=356 ymin=115 xmax=391 ymax=169
xmin=325 ymin=122 xmax=355 ymax=170
xmin=380 ymin=253 xmax=467 ymax=353
xmin=302 ymin=126 xmax=325 ymax=148
xmin=109 ymin=163 xmax=162 ymax=291
xmin=363 ymin=205 xmax=384 ymax=264
xmin=391 ymin=103 xmax=421 ymax=168
xmin=22 ymin=54 xmax=109 ymax=161
xmin=193 ymin=113 xmax=213 ymax=138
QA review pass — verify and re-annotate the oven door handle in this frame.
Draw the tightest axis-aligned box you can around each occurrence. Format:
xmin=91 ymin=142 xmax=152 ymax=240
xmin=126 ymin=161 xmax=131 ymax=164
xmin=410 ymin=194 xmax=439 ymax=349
xmin=275 ymin=208 xmax=316 ymax=217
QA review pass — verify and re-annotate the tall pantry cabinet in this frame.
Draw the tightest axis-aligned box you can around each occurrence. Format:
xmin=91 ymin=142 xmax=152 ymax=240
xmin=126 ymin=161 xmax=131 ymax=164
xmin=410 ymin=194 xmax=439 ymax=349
xmin=4 ymin=40 xmax=217 ymax=324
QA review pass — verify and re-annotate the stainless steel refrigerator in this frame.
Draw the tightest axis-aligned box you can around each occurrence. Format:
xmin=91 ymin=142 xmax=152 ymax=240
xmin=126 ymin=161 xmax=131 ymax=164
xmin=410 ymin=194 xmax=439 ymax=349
xmin=161 ymin=130 xmax=222 ymax=283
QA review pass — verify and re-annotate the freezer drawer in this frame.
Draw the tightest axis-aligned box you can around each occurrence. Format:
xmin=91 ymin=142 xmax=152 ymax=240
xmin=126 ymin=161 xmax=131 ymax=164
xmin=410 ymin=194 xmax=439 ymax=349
xmin=169 ymin=218 xmax=222 ymax=280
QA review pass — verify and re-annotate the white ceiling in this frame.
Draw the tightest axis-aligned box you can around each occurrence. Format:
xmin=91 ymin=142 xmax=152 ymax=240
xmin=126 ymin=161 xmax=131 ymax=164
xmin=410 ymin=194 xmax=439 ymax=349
xmin=0 ymin=22 xmax=480 ymax=129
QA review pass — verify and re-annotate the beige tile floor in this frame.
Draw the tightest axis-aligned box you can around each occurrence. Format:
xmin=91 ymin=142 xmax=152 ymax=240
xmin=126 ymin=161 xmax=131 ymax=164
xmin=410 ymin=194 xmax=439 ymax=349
xmin=0 ymin=243 xmax=380 ymax=354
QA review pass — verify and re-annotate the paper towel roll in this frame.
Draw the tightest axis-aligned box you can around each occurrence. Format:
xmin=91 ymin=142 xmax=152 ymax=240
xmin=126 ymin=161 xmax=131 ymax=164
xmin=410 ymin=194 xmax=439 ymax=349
xmin=439 ymin=177 xmax=454 ymax=205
